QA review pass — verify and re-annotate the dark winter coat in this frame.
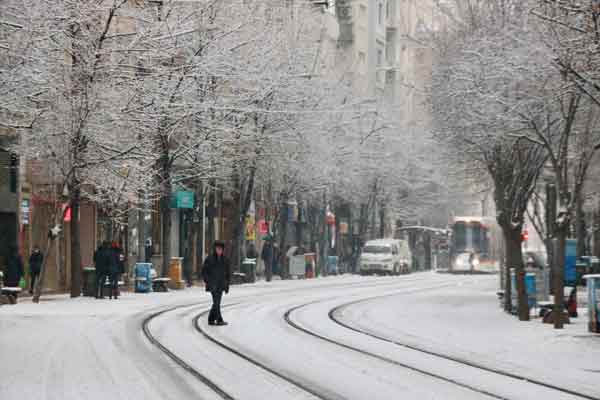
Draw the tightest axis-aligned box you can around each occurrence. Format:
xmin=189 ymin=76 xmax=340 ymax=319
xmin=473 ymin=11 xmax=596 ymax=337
xmin=94 ymin=247 xmax=116 ymax=276
xmin=5 ymin=254 xmax=24 ymax=287
xmin=246 ymin=245 xmax=258 ymax=260
xmin=29 ymin=251 xmax=43 ymax=275
xmin=111 ymin=247 xmax=125 ymax=275
xmin=261 ymin=242 xmax=273 ymax=262
xmin=202 ymin=253 xmax=231 ymax=293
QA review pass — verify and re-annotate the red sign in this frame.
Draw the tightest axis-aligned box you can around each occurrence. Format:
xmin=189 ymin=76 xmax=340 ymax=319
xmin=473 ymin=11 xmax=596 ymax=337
xmin=62 ymin=203 xmax=72 ymax=222
xmin=258 ymin=220 xmax=269 ymax=235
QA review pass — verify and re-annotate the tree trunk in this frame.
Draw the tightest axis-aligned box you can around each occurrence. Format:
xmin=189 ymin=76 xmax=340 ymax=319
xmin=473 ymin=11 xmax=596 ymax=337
xmin=160 ymin=195 xmax=171 ymax=277
xmin=70 ymin=187 xmax=82 ymax=298
xmin=594 ymin=204 xmax=600 ymax=259
xmin=379 ymin=204 xmax=385 ymax=238
xmin=160 ymin=150 xmax=172 ymax=277
xmin=424 ymin=232 xmax=432 ymax=270
xmin=502 ymin=226 xmax=529 ymax=319
xmin=576 ymin=195 xmax=586 ymax=257
xmin=553 ymin=224 xmax=567 ymax=329
xmin=207 ymin=180 xmax=216 ymax=252
xmin=278 ymin=192 xmax=288 ymax=280
xmin=232 ymin=167 xmax=257 ymax=274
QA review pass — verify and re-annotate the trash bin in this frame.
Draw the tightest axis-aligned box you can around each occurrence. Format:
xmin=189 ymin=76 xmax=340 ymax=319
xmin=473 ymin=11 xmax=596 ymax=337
xmin=327 ymin=256 xmax=339 ymax=275
xmin=304 ymin=253 xmax=316 ymax=278
xmin=510 ymin=268 xmax=517 ymax=312
xmin=168 ymin=257 xmax=185 ymax=290
xmin=82 ymin=267 xmax=96 ymax=297
xmin=241 ymin=258 xmax=256 ymax=283
xmin=583 ymin=274 xmax=600 ymax=333
xmin=135 ymin=263 xmax=152 ymax=293
xmin=511 ymin=269 xmax=537 ymax=312
xmin=525 ymin=272 xmax=536 ymax=309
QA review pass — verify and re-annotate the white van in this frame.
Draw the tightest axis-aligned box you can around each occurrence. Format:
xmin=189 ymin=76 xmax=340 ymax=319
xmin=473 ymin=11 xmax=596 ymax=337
xmin=360 ymin=239 xmax=412 ymax=275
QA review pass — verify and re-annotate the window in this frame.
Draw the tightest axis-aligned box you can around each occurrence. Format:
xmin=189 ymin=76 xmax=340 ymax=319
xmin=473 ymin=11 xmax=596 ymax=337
xmin=358 ymin=51 xmax=366 ymax=67
xmin=9 ymin=153 xmax=17 ymax=193
xmin=386 ymin=1 xmax=390 ymax=19
xmin=377 ymin=49 xmax=383 ymax=66
xmin=386 ymin=70 xmax=395 ymax=84
xmin=378 ymin=3 xmax=383 ymax=25
xmin=359 ymin=4 xmax=367 ymax=19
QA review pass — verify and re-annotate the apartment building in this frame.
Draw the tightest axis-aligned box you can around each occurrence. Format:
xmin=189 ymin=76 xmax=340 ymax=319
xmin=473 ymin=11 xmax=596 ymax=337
xmin=334 ymin=0 xmax=448 ymax=124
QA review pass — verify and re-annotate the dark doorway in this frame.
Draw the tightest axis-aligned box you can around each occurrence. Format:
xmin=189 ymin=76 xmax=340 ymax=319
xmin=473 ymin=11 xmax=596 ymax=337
xmin=0 ymin=212 xmax=17 ymax=270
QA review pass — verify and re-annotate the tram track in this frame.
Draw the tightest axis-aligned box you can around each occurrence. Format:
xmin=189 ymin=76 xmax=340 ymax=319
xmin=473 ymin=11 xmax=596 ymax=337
xmin=284 ymin=284 xmax=509 ymax=400
xmin=142 ymin=274 xmax=496 ymax=400
xmin=140 ymin=275 xmax=434 ymax=400
xmin=328 ymin=295 xmax=600 ymax=400
xmin=284 ymin=288 xmax=599 ymax=400
xmin=192 ymin=310 xmax=337 ymax=400
xmin=142 ymin=303 xmax=238 ymax=400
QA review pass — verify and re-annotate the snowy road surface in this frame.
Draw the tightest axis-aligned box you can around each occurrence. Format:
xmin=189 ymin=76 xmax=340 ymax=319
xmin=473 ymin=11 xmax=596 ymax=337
xmin=1 ymin=272 xmax=598 ymax=400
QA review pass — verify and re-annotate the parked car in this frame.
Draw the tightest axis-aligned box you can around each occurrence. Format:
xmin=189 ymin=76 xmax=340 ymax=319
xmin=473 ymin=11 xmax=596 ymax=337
xmin=360 ymin=239 xmax=412 ymax=276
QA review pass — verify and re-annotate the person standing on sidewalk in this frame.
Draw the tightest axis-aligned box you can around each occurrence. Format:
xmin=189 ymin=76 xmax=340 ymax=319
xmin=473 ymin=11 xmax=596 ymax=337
xmin=261 ymin=239 xmax=273 ymax=281
xmin=109 ymin=242 xmax=124 ymax=300
xmin=28 ymin=246 xmax=43 ymax=294
xmin=201 ymin=241 xmax=231 ymax=326
xmin=94 ymin=241 xmax=112 ymax=299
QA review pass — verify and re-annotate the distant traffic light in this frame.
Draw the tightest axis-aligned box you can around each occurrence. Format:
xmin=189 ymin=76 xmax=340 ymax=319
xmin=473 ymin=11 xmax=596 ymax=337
xmin=521 ymin=229 xmax=529 ymax=242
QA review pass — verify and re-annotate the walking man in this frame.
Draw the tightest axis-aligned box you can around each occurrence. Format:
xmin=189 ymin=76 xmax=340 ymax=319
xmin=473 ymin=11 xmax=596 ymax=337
xmin=28 ymin=245 xmax=43 ymax=294
xmin=261 ymin=239 xmax=273 ymax=282
xmin=202 ymin=241 xmax=231 ymax=326
xmin=94 ymin=241 xmax=112 ymax=299
xmin=109 ymin=242 xmax=123 ymax=299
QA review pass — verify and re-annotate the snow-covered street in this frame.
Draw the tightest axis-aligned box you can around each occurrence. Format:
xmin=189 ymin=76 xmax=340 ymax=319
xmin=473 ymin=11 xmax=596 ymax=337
xmin=2 ymin=272 xmax=598 ymax=400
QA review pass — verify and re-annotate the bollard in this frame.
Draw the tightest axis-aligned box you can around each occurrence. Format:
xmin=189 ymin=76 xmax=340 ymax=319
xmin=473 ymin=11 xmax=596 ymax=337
xmin=583 ymin=274 xmax=600 ymax=333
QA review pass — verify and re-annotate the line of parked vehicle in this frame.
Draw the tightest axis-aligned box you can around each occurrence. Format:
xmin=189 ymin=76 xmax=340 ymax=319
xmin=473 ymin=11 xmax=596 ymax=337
xmin=358 ymin=239 xmax=413 ymax=276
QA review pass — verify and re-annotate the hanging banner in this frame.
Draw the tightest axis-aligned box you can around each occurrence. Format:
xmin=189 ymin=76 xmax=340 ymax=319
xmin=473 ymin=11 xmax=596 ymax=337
xmin=339 ymin=221 xmax=349 ymax=235
xmin=245 ymin=216 xmax=256 ymax=241
xmin=62 ymin=203 xmax=71 ymax=222
xmin=258 ymin=219 xmax=269 ymax=235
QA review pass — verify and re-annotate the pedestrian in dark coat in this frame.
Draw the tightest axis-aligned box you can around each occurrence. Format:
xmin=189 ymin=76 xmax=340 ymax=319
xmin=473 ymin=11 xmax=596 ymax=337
xmin=94 ymin=241 xmax=114 ymax=299
xmin=144 ymin=239 xmax=153 ymax=263
xmin=109 ymin=242 xmax=124 ymax=299
xmin=261 ymin=240 xmax=273 ymax=281
xmin=246 ymin=243 xmax=258 ymax=260
xmin=202 ymin=241 xmax=231 ymax=325
xmin=28 ymin=246 xmax=43 ymax=294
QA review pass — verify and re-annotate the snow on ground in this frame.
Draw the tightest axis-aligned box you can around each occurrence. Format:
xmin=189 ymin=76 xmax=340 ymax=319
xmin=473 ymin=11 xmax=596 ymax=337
xmin=335 ymin=274 xmax=600 ymax=397
xmin=1 ymin=272 xmax=598 ymax=400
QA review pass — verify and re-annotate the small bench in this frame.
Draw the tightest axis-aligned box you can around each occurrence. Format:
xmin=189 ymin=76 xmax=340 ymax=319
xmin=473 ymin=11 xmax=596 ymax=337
xmin=1 ymin=287 xmax=22 ymax=305
xmin=496 ymin=290 xmax=505 ymax=307
xmin=538 ymin=301 xmax=553 ymax=317
xmin=231 ymin=272 xmax=247 ymax=285
xmin=152 ymin=277 xmax=171 ymax=292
